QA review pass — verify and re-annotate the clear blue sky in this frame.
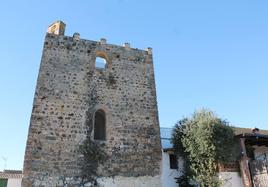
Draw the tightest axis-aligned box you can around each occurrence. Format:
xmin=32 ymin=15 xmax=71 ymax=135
xmin=0 ymin=0 xmax=268 ymax=170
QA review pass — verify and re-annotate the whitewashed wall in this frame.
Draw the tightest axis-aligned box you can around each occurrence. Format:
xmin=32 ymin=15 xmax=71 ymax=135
xmin=97 ymin=176 xmax=161 ymax=187
xmin=253 ymin=145 xmax=268 ymax=160
xmin=7 ymin=178 xmax=21 ymax=187
xmin=161 ymin=151 xmax=182 ymax=187
xmin=160 ymin=151 xmax=243 ymax=187
xmin=219 ymin=172 xmax=243 ymax=187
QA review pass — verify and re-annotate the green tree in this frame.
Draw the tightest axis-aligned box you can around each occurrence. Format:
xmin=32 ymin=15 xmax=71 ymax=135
xmin=171 ymin=109 xmax=235 ymax=187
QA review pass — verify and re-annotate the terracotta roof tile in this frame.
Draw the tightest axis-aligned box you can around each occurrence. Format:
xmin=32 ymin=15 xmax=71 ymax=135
xmin=234 ymin=127 xmax=268 ymax=135
xmin=0 ymin=170 xmax=23 ymax=179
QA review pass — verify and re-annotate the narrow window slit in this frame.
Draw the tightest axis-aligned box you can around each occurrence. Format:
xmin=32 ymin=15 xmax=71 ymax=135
xmin=94 ymin=109 xmax=106 ymax=140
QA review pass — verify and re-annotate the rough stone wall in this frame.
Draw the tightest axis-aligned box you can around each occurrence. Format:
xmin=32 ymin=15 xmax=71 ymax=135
xmin=22 ymin=22 xmax=162 ymax=186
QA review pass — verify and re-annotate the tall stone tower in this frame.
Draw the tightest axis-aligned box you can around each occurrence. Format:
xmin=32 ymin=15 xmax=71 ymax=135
xmin=23 ymin=21 xmax=162 ymax=187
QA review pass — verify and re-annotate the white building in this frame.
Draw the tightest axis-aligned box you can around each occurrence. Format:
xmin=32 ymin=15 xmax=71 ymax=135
xmin=0 ymin=170 xmax=22 ymax=187
xmin=158 ymin=127 xmax=268 ymax=187
xmin=160 ymin=128 xmax=182 ymax=187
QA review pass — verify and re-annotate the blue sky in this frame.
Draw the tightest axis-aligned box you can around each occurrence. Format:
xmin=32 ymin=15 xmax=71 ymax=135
xmin=0 ymin=0 xmax=268 ymax=170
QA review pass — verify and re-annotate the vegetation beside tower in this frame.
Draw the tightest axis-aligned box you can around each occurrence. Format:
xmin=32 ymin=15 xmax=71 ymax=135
xmin=78 ymin=138 xmax=107 ymax=186
xmin=171 ymin=109 xmax=235 ymax=187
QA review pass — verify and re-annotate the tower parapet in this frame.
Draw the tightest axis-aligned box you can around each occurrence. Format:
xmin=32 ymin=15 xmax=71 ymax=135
xmin=47 ymin=20 xmax=66 ymax=35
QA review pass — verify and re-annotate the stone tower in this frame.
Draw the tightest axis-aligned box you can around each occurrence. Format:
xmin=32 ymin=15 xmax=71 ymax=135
xmin=22 ymin=21 xmax=162 ymax=187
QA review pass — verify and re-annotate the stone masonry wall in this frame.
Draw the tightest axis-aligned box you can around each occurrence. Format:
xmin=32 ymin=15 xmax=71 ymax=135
xmin=22 ymin=22 xmax=162 ymax=186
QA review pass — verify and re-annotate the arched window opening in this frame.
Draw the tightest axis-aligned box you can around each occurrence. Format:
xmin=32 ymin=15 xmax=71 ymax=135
xmin=95 ymin=57 xmax=107 ymax=69
xmin=94 ymin=109 xmax=106 ymax=140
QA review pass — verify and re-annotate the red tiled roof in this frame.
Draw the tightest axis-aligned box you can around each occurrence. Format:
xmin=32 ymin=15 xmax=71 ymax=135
xmin=234 ymin=127 xmax=268 ymax=135
xmin=0 ymin=170 xmax=23 ymax=179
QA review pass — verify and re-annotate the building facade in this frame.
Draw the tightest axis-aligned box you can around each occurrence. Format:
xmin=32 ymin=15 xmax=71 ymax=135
xmin=22 ymin=21 xmax=162 ymax=187
xmin=0 ymin=170 xmax=22 ymax=187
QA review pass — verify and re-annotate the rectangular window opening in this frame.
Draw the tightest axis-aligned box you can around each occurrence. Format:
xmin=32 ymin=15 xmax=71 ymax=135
xmin=169 ymin=154 xmax=178 ymax=169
